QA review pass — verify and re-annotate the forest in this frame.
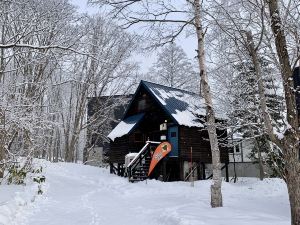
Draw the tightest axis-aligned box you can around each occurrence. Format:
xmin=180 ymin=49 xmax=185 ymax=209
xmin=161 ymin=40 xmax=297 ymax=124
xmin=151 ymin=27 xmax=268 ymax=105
xmin=0 ymin=0 xmax=300 ymax=225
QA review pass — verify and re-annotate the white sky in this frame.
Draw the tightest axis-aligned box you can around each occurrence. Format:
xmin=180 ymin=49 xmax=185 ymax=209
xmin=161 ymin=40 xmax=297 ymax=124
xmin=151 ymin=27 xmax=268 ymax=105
xmin=71 ymin=0 xmax=197 ymax=73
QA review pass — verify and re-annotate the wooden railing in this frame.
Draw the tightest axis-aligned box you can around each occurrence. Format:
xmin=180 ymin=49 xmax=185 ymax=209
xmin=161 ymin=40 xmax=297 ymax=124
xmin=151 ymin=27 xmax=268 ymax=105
xmin=127 ymin=141 xmax=160 ymax=181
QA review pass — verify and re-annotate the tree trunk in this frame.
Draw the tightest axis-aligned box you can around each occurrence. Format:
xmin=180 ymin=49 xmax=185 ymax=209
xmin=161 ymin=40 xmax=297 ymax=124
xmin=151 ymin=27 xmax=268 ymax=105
xmin=0 ymin=143 xmax=4 ymax=178
xmin=83 ymin=147 xmax=89 ymax=164
xmin=266 ymin=1 xmax=300 ymax=224
xmin=54 ymin=128 xmax=60 ymax=162
xmin=0 ymin=110 xmax=5 ymax=178
xmin=66 ymin=133 xmax=78 ymax=162
xmin=283 ymin=135 xmax=300 ymax=225
xmin=257 ymin=145 xmax=265 ymax=181
xmin=194 ymin=0 xmax=223 ymax=208
xmin=255 ymin=138 xmax=265 ymax=181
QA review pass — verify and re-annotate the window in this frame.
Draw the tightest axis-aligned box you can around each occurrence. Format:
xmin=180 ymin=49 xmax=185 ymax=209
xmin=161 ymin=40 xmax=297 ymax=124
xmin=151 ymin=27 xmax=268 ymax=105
xmin=235 ymin=144 xmax=240 ymax=153
xmin=229 ymin=142 xmax=242 ymax=154
xmin=138 ymin=99 xmax=146 ymax=111
xmin=233 ymin=143 xmax=242 ymax=154
xmin=171 ymin=132 xmax=177 ymax=138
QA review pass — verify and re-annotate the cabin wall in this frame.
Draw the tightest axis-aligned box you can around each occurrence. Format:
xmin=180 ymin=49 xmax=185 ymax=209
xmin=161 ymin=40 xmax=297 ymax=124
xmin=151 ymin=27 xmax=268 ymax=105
xmin=109 ymin=135 xmax=144 ymax=164
xmin=109 ymin=136 xmax=129 ymax=164
xmin=178 ymin=126 xmax=229 ymax=163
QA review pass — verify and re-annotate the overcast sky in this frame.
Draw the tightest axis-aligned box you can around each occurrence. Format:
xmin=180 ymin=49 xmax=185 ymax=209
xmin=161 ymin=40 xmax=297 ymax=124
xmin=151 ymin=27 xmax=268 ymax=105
xmin=71 ymin=0 xmax=197 ymax=73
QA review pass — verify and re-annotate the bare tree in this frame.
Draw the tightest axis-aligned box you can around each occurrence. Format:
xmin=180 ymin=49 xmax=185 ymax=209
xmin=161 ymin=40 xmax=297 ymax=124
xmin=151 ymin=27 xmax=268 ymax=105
xmin=0 ymin=0 xmax=79 ymax=174
xmin=0 ymin=0 xmax=139 ymax=172
xmin=57 ymin=15 xmax=138 ymax=162
xmin=205 ymin=0 xmax=300 ymax=223
xmin=145 ymin=42 xmax=198 ymax=92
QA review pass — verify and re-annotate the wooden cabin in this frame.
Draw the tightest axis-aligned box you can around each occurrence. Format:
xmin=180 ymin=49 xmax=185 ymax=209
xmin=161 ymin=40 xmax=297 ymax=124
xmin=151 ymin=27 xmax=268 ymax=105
xmin=107 ymin=81 xmax=229 ymax=182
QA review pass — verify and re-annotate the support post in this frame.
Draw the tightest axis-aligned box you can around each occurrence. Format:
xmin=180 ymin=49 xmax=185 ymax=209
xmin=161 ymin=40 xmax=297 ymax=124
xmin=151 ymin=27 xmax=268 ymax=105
xmin=225 ymin=162 xmax=229 ymax=182
xmin=109 ymin=163 xmax=113 ymax=174
xmin=201 ymin=162 xmax=206 ymax=180
xmin=180 ymin=160 xmax=184 ymax=181
xmin=120 ymin=164 xmax=124 ymax=177
xmin=190 ymin=147 xmax=194 ymax=187
xmin=163 ymin=159 xmax=167 ymax=182
xmin=197 ymin=161 xmax=201 ymax=180
xmin=117 ymin=163 xmax=121 ymax=176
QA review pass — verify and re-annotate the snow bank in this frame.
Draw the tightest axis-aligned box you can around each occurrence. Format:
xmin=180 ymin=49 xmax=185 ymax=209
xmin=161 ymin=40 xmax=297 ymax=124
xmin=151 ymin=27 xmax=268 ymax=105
xmin=0 ymin=161 xmax=291 ymax=225
xmin=0 ymin=160 xmax=48 ymax=225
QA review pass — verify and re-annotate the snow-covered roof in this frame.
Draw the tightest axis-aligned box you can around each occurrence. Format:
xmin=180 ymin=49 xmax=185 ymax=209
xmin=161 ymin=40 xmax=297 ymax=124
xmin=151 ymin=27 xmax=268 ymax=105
xmin=143 ymin=81 xmax=225 ymax=127
xmin=107 ymin=81 xmax=227 ymax=141
xmin=232 ymin=132 xmax=244 ymax=140
xmin=107 ymin=113 xmax=144 ymax=141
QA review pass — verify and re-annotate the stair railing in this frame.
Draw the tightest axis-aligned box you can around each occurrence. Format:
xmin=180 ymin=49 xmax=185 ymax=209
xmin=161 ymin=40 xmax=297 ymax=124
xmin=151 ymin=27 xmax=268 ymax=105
xmin=127 ymin=141 xmax=160 ymax=181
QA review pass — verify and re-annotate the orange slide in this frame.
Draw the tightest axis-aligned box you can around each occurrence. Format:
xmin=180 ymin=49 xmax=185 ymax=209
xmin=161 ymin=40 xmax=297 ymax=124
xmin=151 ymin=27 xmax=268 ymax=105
xmin=148 ymin=142 xmax=172 ymax=176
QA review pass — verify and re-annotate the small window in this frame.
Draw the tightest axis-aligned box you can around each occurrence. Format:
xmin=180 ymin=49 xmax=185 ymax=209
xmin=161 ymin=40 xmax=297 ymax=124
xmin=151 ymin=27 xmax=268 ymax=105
xmin=138 ymin=99 xmax=146 ymax=111
xmin=171 ymin=132 xmax=177 ymax=138
xmin=235 ymin=144 xmax=240 ymax=153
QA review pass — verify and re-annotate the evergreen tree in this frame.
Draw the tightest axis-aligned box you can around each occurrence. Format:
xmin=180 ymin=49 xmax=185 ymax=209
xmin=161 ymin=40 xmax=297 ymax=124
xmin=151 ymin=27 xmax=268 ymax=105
xmin=229 ymin=58 xmax=284 ymax=178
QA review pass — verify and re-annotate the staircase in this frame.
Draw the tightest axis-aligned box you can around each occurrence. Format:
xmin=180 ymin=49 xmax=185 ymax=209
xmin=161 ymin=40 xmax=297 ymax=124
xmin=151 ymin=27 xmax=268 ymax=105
xmin=127 ymin=141 xmax=160 ymax=182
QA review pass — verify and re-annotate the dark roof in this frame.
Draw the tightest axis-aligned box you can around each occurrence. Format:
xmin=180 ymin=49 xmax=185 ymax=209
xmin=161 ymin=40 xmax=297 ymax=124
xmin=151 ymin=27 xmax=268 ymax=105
xmin=140 ymin=80 xmax=225 ymax=127
xmin=107 ymin=80 xmax=227 ymax=140
xmin=107 ymin=113 xmax=145 ymax=141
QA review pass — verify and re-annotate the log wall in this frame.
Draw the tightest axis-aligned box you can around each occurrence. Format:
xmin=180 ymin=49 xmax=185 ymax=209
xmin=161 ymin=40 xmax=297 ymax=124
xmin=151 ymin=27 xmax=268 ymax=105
xmin=179 ymin=126 xmax=229 ymax=163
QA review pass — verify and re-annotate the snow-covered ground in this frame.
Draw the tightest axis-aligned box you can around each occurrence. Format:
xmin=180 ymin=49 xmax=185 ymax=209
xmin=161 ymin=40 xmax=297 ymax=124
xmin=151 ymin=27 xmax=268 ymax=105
xmin=0 ymin=161 xmax=290 ymax=225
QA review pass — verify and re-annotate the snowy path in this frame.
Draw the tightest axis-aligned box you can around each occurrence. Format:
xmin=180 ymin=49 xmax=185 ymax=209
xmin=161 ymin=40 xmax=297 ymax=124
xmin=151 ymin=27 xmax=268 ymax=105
xmin=5 ymin=162 xmax=291 ymax=225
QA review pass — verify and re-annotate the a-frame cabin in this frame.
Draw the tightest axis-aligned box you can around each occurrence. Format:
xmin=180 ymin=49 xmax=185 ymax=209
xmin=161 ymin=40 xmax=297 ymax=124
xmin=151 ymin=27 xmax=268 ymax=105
xmin=107 ymin=80 xmax=229 ymax=182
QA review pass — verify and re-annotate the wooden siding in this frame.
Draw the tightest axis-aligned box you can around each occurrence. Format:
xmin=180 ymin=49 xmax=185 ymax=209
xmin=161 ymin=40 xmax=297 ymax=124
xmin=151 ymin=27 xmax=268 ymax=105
xmin=109 ymin=88 xmax=177 ymax=164
xmin=109 ymin=135 xmax=144 ymax=163
xmin=179 ymin=126 xmax=229 ymax=163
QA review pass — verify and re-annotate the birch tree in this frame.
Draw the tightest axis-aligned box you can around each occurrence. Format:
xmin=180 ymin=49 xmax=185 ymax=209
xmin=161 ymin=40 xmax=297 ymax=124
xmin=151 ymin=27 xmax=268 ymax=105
xmin=206 ymin=0 xmax=300 ymax=223
xmin=266 ymin=1 xmax=300 ymax=224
